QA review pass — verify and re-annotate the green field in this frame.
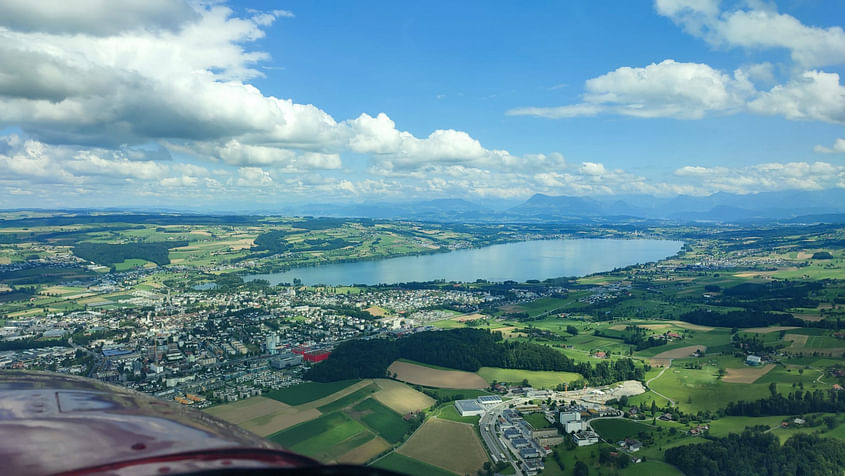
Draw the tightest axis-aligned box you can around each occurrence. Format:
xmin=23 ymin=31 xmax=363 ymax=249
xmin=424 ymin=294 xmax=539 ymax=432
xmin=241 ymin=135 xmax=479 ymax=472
xmin=477 ymin=366 xmax=581 ymax=388
xmin=265 ymin=380 xmax=359 ymax=405
xmin=432 ymin=404 xmax=481 ymax=425
xmin=317 ymin=383 xmax=378 ymax=413
xmin=591 ymin=418 xmax=656 ymax=442
xmin=268 ymin=412 xmax=372 ymax=460
xmin=352 ymin=398 xmax=411 ymax=444
xmin=523 ymin=412 xmax=554 ymax=429
xmin=371 ymin=452 xmax=456 ymax=476
xmin=417 ymin=387 xmax=493 ymax=401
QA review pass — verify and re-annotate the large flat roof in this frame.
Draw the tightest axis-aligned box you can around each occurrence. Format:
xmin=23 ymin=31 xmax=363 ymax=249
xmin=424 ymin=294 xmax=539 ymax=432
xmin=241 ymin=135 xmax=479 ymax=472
xmin=454 ymin=399 xmax=484 ymax=412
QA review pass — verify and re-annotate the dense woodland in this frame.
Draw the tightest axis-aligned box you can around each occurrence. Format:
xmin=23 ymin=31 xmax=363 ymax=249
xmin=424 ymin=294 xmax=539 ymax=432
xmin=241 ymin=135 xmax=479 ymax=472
xmin=304 ymin=328 xmax=646 ymax=385
xmin=665 ymin=432 xmax=845 ymax=476
xmin=73 ymin=242 xmax=186 ymax=267
xmin=724 ymin=386 xmax=845 ymax=417
xmin=678 ymin=309 xmax=803 ymax=328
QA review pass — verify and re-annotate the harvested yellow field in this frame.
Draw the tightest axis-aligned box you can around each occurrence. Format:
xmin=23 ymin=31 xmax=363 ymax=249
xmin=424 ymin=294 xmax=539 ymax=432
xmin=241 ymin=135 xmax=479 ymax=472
xmin=453 ymin=313 xmax=486 ymax=322
xmin=722 ymin=364 xmax=775 ymax=384
xmin=398 ymin=419 xmax=488 ymax=475
xmin=640 ymin=324 xmax=671 ymax=330
xmin=388 ymin=361 xmax=488 ymax=389
xmin=243 ymin=408 xmax=322 ymax=437
xmin=744 ymin=326 xmax=800 ymax=334
xmin=205 ymin=396 xmax=290 ymax=425
xmin=206 ymin=396 xmax=321 ymax=437
xmin=372 ymin=378 xmax=434 ymax=414
xmin=795 ymin=314 xmax=824 ymax=322
xmin=223 ymin=238 xmax=255 ymax=250
xmin=336 ymin=437 xmax=391 ymax=464
xmin=189 ymin=230 xmax=212 ymax=236
xmin=666 ymin=321 xmax=715 ymax=331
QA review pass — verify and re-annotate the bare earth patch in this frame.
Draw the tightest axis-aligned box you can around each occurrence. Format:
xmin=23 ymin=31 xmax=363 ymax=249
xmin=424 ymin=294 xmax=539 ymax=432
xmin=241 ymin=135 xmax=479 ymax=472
xmin=650 ymin=345 xmax=707 ymax=366
xmin=795 ymin=314 xmax=824 ymax=322
xmin=743 ymin=326 xmax=800 ymax=334
xmin=796 ymin=252 xmax=813 ymax=259
xmin=372 ymin=378 xmax=435 ymax=414
xmin=639 ymin=324 xmax=671 ymax=330
xmin=388 ymin=361 xmax=488 ymax=389
xmin=398 ymin=419 xmax=488 ymax=475
xmin=722 ymin=364 xmax=775 ymax=384
xmin=336 ymin=437 xmax=390 ymax=464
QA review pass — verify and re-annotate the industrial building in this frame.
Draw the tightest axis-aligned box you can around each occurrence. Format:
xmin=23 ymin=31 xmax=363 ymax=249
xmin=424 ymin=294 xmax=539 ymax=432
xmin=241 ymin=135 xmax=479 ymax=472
xmin=454 ymin=399 xmax=485 ymax=417
xmin=477 ymin=395 xmax=503 ymax=407
xmin=572 ymin=429 xmax=599 ymax=446
xmin=270 ymin=352 xmax=302 ymax=369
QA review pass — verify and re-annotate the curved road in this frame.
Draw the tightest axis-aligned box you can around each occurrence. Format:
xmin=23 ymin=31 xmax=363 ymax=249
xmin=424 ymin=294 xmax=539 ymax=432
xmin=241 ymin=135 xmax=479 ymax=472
xmin=645 ymin=362 xmax=676 ymax=407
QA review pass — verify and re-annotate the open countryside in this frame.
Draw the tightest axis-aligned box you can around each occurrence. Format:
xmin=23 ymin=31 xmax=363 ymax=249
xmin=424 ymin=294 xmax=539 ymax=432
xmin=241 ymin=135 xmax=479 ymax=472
xmin=3 ymin=214 xmax=845 ymax=476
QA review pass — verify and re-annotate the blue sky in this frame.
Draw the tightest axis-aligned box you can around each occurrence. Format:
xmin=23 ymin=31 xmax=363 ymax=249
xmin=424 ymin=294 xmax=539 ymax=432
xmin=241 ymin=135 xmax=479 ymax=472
xmin=0 ymin=0 xmax=843 ymax=209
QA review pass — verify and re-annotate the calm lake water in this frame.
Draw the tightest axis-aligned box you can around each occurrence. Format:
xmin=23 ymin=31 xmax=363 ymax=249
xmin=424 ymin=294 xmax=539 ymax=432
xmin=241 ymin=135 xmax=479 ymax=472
xmin=245 ymin=238 xmax=683 ymax=286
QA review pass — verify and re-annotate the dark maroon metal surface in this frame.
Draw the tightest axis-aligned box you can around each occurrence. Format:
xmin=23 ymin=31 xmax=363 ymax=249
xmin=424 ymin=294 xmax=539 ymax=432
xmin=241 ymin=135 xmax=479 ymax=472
xmin=0 ymin=371 xmax=315 ymax=475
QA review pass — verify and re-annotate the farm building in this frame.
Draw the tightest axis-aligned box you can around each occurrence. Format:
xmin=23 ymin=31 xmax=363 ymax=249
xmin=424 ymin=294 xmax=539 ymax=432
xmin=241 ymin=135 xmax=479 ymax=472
xmin=746 ymin=355 xmax=762 ymax=366
xmin=454 ymin=399 xmax=484 ymax=417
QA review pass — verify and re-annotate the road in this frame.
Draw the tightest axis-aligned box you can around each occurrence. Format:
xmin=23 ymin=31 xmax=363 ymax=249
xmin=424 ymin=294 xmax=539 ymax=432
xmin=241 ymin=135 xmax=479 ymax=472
xmin=645 ymin=363 xmax=676 ymax=406
xmin=479 ymin=399 xmax=526 ymax=476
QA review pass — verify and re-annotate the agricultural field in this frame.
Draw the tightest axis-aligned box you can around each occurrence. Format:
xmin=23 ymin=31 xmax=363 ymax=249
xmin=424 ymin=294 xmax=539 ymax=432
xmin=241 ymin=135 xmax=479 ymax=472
xmin=371 ymin=378 xmax=435 ymax=414
xmin=397 ymin=418 xmax=489 ymax=475
xmin=207 ymin=397 xmax=322 ymax=437
xmin=264 ymin=380 xmax=359 ymax=405
xmin=476 ymin=367 xmax=581 ymax=388
xmin=268 ymin=412 xmax=376 ymax=462
xmin=388 ymin=360 xmax=488 ymax=389
xmin=206 ymin=378 xmax=432 ymax=464
xmin=350 ymin=398 xmax=411 ymax=444
xmin=371 ymin=452 xmax=456 ymax=476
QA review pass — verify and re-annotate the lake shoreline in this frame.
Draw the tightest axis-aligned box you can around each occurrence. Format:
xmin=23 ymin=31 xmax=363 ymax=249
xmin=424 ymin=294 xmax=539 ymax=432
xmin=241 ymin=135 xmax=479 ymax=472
xmin=243 ymin=238 xmax=683 ymax=287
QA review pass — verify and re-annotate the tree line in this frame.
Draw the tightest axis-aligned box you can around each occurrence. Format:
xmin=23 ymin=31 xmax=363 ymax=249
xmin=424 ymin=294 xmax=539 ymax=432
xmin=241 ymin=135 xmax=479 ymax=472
xmin=304 ymin=328 xmax=647 ymax=385
xmin=724 ymin=386 xmax=845 ymax=417
xmin=73 ymin=241 xmax=186 ymax=267
xmin=665 ymin=432 xmax=845 ymax=476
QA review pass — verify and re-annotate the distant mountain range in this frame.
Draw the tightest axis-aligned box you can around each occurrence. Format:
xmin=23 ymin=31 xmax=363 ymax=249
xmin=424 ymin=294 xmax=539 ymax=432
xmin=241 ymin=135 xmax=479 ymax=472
xmin=280 ymin=189 xmax=845 ymax=224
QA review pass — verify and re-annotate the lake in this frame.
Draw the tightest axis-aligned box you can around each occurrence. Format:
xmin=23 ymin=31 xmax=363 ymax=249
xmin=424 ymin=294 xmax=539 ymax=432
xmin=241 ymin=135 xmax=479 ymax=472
xmin=244 ymin=238 xmax=683 ymax=286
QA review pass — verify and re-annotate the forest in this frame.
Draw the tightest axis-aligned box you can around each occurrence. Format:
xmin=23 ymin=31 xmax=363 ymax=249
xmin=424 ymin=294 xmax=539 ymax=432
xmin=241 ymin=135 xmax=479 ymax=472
xmin=304 ymin=328 xmax=646 ymax=385
xmin=724 ymin=386 xmax=845 ymax=417
xmin=677 ymin=309 xmax=803 ymax=328
xmin=73 ymin=241 xmax=186 ymax=267
xmin=665 ymin=432 xmax=845 ymax=476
